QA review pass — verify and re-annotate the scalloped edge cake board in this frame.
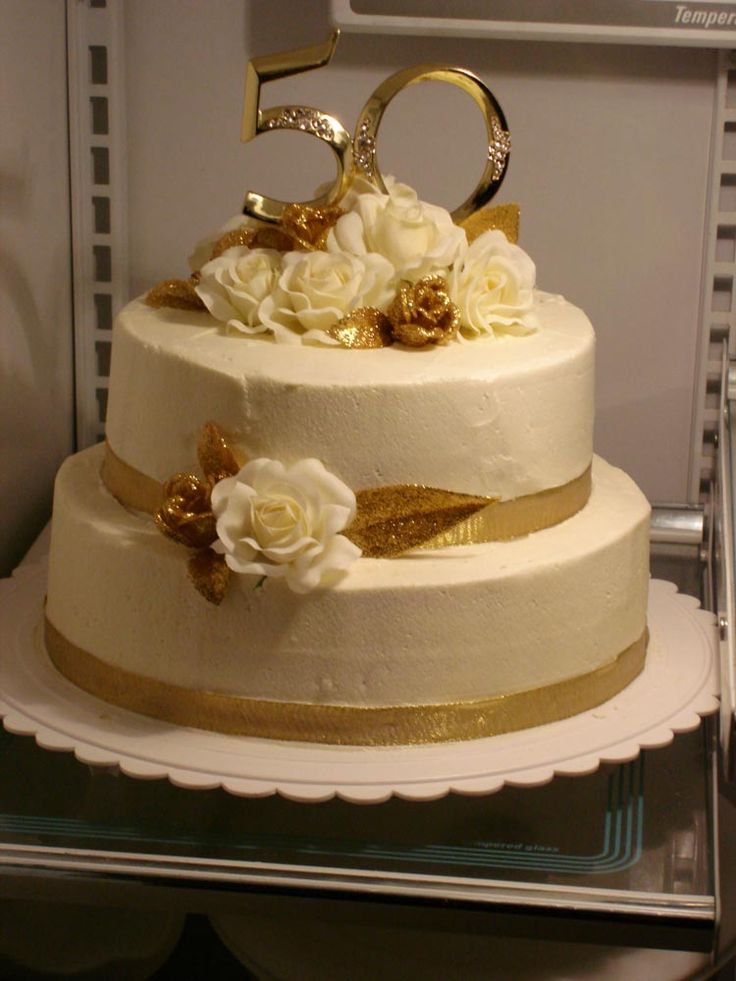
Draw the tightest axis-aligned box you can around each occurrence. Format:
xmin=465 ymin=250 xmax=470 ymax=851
xmin=0 ymin=566 xmax=719 ymax=803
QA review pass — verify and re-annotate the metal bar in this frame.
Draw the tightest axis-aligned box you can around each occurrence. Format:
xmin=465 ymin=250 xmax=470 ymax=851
xmin=722 ymin=353 xmax=736 ymax=779
xmin=650 ymin=506 xmax=705 ymax=546
xmin=0 ymin=845 xmax=715 ymax=920
xmin=66 ymin=0 xmax=128 ymax=449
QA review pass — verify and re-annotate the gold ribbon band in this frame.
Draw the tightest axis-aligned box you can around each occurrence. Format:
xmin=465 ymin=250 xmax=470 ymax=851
xmin=101 ymin=441 xmax=592 ymax=549
xmin=44 ymin=617 xmax=647 ymax=746
xmin=102 ymin=443 xmax=165 ymax=514
xmin=422 ymin=467 xmax=591 ymax=548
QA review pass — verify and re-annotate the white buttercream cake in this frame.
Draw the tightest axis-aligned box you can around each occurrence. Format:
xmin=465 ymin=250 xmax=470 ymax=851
xmin=43 ymin=179 xmax=650 ymax=745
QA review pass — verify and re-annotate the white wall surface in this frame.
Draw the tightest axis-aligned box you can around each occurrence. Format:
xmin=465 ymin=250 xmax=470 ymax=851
xmin=123 ymin=0 xmax=717 ymax=504
xmin=1 ymin=0 xmax=74 ymax=577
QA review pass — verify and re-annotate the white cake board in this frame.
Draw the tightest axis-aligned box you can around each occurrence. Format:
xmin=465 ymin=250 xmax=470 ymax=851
xmin=0 ymin=563 xmax=720 ymax=803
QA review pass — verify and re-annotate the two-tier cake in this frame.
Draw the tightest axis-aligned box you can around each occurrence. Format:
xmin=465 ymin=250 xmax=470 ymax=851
xmin=43 ymin=168 xmax=650 ymax=745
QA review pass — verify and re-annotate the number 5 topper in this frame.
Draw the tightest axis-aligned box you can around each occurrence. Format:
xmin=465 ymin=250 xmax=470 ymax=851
xmin=241 ymin=30 xmax=511 ymax=226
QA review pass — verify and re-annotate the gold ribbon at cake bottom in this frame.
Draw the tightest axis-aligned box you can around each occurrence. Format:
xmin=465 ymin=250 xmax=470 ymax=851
xmin=44 ymin=617 xmax=647 ymax=746
xmin=101 ymin=442 xmax=593 ymax=550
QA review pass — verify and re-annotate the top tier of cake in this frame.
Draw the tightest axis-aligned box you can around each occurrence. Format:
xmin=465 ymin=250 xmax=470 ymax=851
xmin=105 ymin=291 xmax=594 ymax=501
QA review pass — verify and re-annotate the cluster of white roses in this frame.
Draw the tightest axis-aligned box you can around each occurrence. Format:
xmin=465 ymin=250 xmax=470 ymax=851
xmin=191 ymin=178 xmax=538 ymax=345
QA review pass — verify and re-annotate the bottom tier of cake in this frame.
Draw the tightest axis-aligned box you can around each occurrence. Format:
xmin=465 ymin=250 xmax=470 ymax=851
xmin=44 ymin=445 xmax=650 ymax=745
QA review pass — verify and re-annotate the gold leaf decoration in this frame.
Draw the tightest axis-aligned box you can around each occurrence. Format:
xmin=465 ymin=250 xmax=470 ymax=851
xmin=209 ymin=228 xmax=256 ymax=260
xmin=388 ymin=276 xmax=460 ymax=348
xmin=145 ymin=278 xmax=205 ymax=310
xmin=326 ymin=307 xmax=393 ymax=348
xmin=250 ymin=225 xmax=299 ymax=252
xmin=188 ymin=549 xmax=231 ymax=605
xmin=348 ymin=485 xmax=496 ymax=558
xmin=198 ymin=421 xmax=242 ymax=486
xmin=155 ymin=473 xmax=217 ymax=548
xmin=154 ymin=423 xmax=243 ymax=603
xmin=459 ymin=202 xmax=520 ymax=245
xmin=281 ymin=203 xmax=345 ymax=251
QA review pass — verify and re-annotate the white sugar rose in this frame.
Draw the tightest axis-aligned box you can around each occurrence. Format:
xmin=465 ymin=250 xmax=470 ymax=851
xmin=328 ymin=179 xmax=467 ymax=283
xmin=259 ymin=250 xmax=395 ymax=344
xmin=448 ymin=230 xmax=538 ymax=337
xmin=195 ymin=247 xmax=281 ymax=335
xmin=211 ymin=458 xmax=361 ymax=593
xmin=188 ymin=214 xmax=263 ymax=272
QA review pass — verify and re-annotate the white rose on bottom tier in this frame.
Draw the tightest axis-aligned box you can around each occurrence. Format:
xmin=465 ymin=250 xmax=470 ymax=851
xmin=259 ymin=250 xmax=395 ymax=343
xmin=210 ymin=458 xmax=361 ymax=594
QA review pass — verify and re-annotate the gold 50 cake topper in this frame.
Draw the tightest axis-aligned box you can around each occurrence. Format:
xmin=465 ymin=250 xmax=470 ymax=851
xmin=241 ymin=30 xmax=511 ymax=224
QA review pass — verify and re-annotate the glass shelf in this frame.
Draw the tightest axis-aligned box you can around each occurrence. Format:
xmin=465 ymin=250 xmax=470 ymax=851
xmin=0 ymin=549 xmax=719 ymax=953
xmin=0 ymin=722 xmax=717 ymax=951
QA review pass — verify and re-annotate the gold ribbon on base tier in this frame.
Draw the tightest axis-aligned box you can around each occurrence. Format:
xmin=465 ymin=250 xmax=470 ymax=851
xmin=101 ymin=442 xmax=593 ymax=551
xmin=44 ymin=617 xmax=648 ymax=746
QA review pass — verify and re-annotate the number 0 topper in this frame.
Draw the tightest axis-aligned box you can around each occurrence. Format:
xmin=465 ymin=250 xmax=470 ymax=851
xmin=241 ymin=30 xmax=511 ymax=225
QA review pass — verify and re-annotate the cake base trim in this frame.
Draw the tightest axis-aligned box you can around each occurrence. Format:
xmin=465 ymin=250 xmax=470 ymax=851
xmin=101 ymin=441 xmax=593 ymax=549
xmin=44 ymin=617 xmax=647 ymax=746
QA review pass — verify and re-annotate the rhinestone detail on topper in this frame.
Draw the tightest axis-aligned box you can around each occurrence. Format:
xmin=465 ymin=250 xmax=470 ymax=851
xmin=488 ymin=118 xmax=511 ymax=182
xmin=264 ymin=106 xmax=335 ymax=141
